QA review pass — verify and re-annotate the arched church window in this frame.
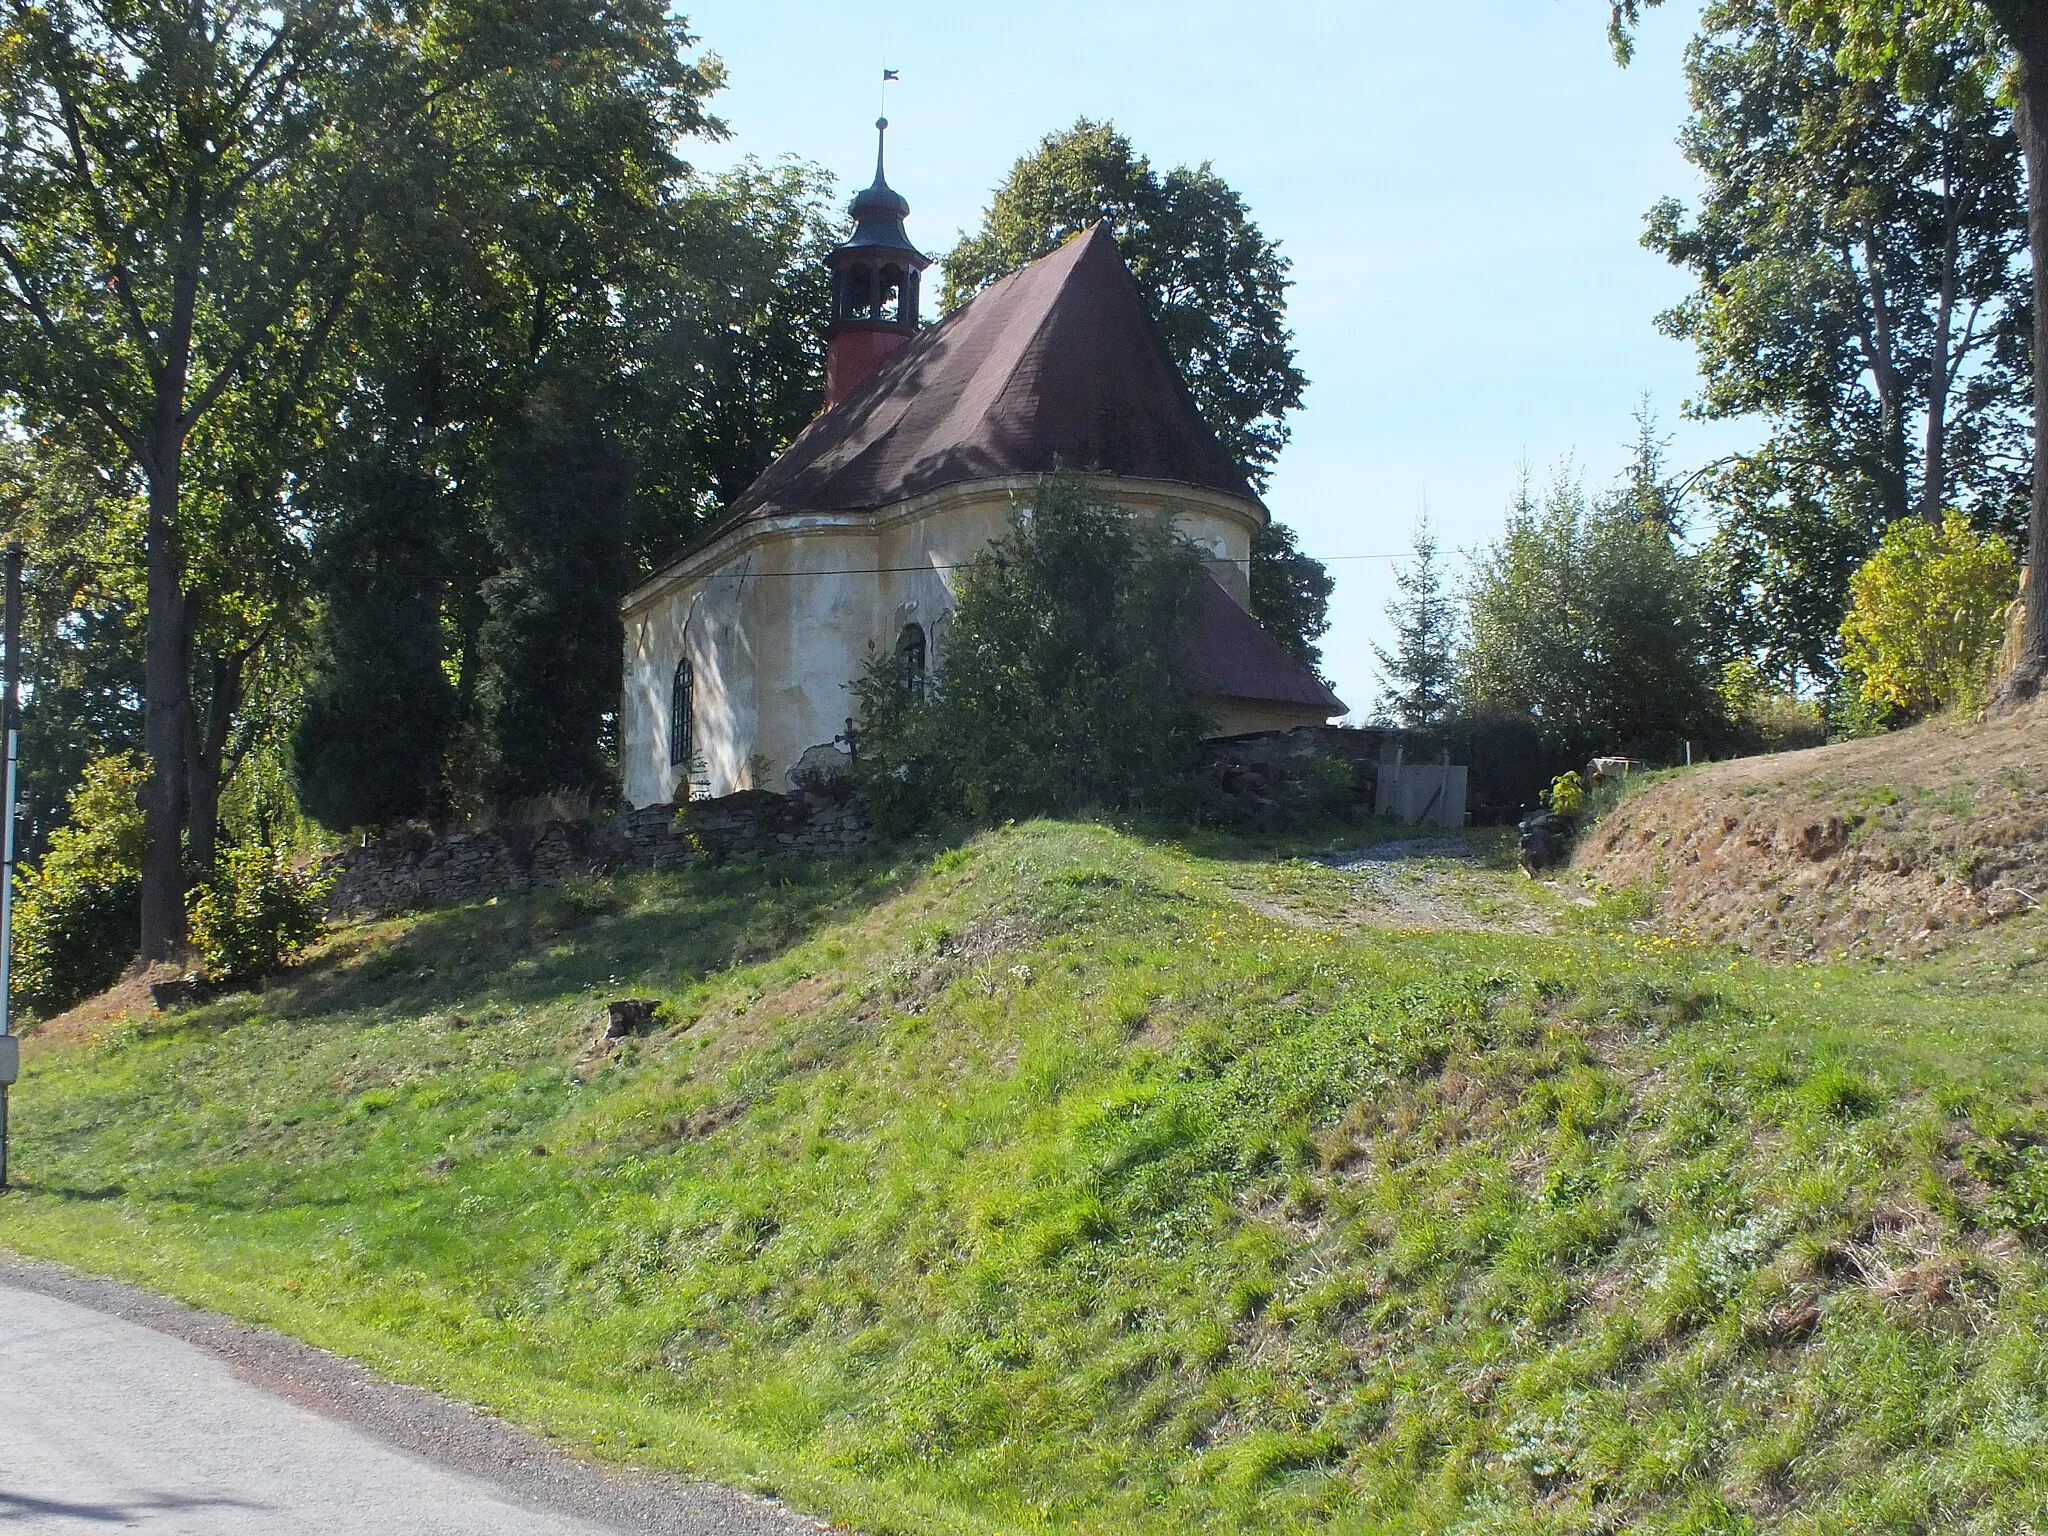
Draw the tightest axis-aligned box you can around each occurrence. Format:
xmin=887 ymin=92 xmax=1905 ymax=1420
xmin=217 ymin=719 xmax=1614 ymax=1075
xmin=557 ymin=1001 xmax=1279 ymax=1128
xmin=878 ymin=264 xmax=903 ymax=323
xmin=896 ymin=623 xmax=926 ymax=702
xmin=669 ymin=658 xmax=694 ymax=769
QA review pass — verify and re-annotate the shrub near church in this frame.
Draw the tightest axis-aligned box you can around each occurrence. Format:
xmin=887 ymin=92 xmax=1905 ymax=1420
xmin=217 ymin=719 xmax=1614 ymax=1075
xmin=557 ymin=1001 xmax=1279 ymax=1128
xmin=852 ymin=471 xmax=1211 ymax=831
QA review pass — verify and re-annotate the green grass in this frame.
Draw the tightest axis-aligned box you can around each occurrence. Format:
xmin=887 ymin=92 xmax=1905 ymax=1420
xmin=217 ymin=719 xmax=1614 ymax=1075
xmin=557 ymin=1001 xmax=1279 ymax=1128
xmin=5 ymin=820 xmax=2048 ymax=1533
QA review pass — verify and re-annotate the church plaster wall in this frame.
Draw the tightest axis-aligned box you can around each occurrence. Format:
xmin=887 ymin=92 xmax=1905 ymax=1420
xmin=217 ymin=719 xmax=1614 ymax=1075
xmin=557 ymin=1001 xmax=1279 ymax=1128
xmin=619 ymin=475 xmax=1267 ymax=809
xmin=1205 ymin=697 xmax=1343 ymax=739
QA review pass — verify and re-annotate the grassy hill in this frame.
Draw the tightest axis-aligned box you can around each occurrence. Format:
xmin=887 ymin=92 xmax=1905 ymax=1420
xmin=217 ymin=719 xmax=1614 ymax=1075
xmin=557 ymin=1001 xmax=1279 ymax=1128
xmin=5 ymin=818 xmax=2048 ymax=1533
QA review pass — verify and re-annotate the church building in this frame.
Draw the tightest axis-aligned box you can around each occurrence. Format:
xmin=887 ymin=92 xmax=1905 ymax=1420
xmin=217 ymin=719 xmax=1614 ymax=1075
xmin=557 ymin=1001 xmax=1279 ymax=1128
xmin=618 ymin=124 xmax=1344 ymax=808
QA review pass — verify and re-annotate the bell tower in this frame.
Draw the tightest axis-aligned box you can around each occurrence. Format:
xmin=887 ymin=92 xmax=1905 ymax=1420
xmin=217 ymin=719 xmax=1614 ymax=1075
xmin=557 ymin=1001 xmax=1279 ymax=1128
xmin=823 ymin=118 xmax=929 ymax=410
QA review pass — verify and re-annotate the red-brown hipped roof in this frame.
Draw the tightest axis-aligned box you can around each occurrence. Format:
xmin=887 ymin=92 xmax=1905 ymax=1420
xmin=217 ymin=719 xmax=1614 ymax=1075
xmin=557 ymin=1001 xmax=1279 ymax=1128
xmin=724 ymin=222 xmax=1258 ymax=523
xmin=1186 ymin=574 xmax=1347 ymax=715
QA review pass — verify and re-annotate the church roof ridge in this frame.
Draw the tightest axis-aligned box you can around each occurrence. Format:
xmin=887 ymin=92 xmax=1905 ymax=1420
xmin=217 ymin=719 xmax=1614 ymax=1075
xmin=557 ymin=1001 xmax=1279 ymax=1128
xmin=706 ymin=222 xmax=1258 ymax=538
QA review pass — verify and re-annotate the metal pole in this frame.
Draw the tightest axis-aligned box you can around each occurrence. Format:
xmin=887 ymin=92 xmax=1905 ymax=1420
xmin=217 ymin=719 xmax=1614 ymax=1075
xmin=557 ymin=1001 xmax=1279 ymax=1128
xmin=1 ymin=540 xmax=22 ymax=1191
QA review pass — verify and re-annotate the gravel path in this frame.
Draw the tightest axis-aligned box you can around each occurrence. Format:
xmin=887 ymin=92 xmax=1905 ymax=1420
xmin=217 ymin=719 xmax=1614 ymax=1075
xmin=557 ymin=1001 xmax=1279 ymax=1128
xmin=1314 ymin=838 xmax=1479 ymax=868
xmin=0 ymin=1256 xmax=827 ymax=1534
xmin=1227 ymin=835 xmax=1554 ymax=937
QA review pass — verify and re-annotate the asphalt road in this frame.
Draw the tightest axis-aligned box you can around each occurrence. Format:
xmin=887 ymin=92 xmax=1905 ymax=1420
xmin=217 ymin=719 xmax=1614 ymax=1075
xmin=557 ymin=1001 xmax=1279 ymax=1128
xmin=0 ymin=1259 xmax=825 ymax=1535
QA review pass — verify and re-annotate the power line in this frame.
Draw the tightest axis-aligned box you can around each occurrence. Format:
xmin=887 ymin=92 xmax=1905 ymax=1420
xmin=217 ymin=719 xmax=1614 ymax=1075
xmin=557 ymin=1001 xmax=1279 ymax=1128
xmin=684 ymin=552 xmax=1407 ymax=580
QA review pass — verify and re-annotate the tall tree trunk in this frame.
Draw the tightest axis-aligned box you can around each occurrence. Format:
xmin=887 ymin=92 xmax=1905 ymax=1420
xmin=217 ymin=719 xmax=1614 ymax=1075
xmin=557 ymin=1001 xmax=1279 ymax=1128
xmin=136 ymin=159 xmax=213 ymax=955
xmin=184 ymin=649 xmax=245 ymax=880
xmin=1859 ymin=233 xmax=1912 ymax=524
xmin=1921 ymin=159 xmax=1962 ymax=526
xmin=2023 ymin=37 xmax=2048 ymax=665
xmin=1993 ymin=12 xmax=2048 ymax=706
xmin=140 ymin=457 xmax=191 ymax=960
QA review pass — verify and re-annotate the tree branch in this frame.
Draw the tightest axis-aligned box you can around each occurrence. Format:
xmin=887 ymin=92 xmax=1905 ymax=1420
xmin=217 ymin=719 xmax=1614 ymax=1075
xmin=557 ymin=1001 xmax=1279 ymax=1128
xmin=43 ymin=34 xmax=166 ymax=379
xmin=0 ymin=237 xmax=147 ymax=459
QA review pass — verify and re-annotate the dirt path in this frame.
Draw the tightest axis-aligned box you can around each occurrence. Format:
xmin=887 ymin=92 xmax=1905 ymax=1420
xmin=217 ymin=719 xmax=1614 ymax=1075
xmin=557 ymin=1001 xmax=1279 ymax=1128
xmin=1226 ymin=834 xmax=1560 ymax=936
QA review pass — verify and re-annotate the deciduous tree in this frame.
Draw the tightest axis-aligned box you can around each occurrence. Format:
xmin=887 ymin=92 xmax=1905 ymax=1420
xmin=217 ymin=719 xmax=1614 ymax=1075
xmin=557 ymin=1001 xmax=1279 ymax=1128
xmin=1248 ymin=520 xmax=1335 ymax=675
xmin=1642 ymin=0 xmax=2029 ymax=692
xmin=0 ymin=0 xmax=721 ymax=955
xmin=852 ymin=471 xmax=1209 ymax=828
xmin=1614 ymin=0 xmax=2048 ymax=699
xmin=1838 ymin=508 xmax=2019 ymax=713
xmin=942 ymin=120 xmax=1306 ymax=489
xmin=290 ymin=448 xmax=458 ymax=830
xmin=473 ymin=375 xmax=633 ymax=804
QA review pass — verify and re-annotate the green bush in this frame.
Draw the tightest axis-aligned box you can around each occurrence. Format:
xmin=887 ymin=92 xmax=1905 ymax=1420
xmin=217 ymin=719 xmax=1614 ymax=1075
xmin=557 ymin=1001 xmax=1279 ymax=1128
xmin=1718 ymin=659 xmax=1826 ymax=752
xmin=1838 ymin=512 xmax=2018 ymax=719
xmin=187 ymin=844 xmax=331 ymax=985
xmin=1545 ymin=770 xmax=1588 ymax=816
xmin=10 ymin=753 xmax=146 ymax=1018
xmin=851 ymin=470 xmax=1209 ymax=831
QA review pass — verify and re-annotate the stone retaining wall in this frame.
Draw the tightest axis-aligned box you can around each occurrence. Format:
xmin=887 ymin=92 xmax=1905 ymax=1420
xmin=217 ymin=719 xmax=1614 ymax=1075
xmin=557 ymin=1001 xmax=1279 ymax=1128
xmin=1200 ymin=725 xmax=1390 ymax=820
xmin=323 ymin=790 xmax=869 ymax=919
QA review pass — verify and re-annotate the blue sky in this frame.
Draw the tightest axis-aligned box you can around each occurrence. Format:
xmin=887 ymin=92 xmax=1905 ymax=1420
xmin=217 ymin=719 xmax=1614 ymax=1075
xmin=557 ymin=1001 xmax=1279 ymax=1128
xmin=684 ymin=0 xmax=1756 ymax=716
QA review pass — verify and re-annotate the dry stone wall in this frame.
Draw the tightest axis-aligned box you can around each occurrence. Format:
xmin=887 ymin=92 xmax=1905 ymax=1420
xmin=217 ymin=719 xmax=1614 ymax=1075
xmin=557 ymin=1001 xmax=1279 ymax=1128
xmin=323 ymin=790 xmax=869 ymax=920
xmin=1200 ymin=725 xmax=1388 ymax=818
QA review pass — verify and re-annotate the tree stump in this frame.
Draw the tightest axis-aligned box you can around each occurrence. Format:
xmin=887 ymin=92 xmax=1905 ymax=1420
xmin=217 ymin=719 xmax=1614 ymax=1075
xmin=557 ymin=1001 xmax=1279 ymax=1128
xmin=604 ymin=998 xmax=663 ymax=1039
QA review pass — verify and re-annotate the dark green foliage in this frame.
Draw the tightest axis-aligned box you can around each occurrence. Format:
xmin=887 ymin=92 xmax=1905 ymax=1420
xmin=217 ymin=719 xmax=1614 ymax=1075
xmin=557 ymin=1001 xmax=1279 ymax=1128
xmin=1372 ymin=515 xmax=1456 ymax=729
xmin=292 ymin=452 xmax=457 ymax=830
xmin=186 ymin=843 xmax=330 ymax=986
xmin=17 ymin=594 xmax=144 ymax=856
xmin=941 ymin=119 xmax=1306 ymax=492
xmin=1612 ymin=398 xmax=1687 ymax=538
xmin=1695 ymin=457 xmax=1889 ymax=692
xmin=622 ymin=160 xmax=838 ymax=571
xmin=0 ymin=444 xmax=145 ymax=859
xmin=1430 ymin=714 xmax=1572 ymax=821
xmin=10 ymin=754 xmax=145 ymax=1016
xmin=1246 ymin=520 xmax=1333 ymax=675
xmin=1460 ymin=464 xmax=1723 ymax=760
xmin=0 ymin=0 xmax=734 ymax=940
xmin=474 ymin=381 xmax=631 ymax=803
xmin=326 ymin=150 xmax=836 ymax=816
xmin=852 ymin=472 xmax=1209 ymax=829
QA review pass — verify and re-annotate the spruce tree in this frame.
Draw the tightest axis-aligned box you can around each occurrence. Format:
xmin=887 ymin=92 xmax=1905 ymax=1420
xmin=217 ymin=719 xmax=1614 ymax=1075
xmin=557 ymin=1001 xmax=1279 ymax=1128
xmin=1460 ymin=463 xmax=1721 ymax=759
xmin=473 ymin=378 xmax=631 ymax=803
xmin=291 ymin=452 xmax=457 ymax=829
xmin=1372 ymin=515 xmax=1457 ymax=730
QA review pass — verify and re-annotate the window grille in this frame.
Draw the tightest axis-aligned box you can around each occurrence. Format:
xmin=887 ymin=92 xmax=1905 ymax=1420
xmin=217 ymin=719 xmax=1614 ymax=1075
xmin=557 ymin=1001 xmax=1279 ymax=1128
xmin=669 ymin=659 xmax=694 ymax=769
xmin=896 ymin=623 xmax=926 ymax=702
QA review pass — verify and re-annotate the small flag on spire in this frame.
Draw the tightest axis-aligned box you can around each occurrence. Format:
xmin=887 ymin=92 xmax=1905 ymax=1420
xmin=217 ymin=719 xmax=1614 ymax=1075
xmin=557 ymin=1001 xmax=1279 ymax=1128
xmin=882 ymin=68 xmax=899 ymax=81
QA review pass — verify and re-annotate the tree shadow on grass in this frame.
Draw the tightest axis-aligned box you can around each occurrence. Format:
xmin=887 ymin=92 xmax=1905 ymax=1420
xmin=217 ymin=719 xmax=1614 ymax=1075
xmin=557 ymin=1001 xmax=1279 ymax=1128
xmin=12 ymin=1179 xmax=128 ymax=1202
xmin=248 ymin=849 xmax=929 ymax=1029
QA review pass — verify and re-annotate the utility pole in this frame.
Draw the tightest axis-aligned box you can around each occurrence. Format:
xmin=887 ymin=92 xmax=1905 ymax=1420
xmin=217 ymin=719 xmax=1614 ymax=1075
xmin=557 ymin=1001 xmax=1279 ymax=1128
xmin=0 ymin=541 xmax=22 ymax=1190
